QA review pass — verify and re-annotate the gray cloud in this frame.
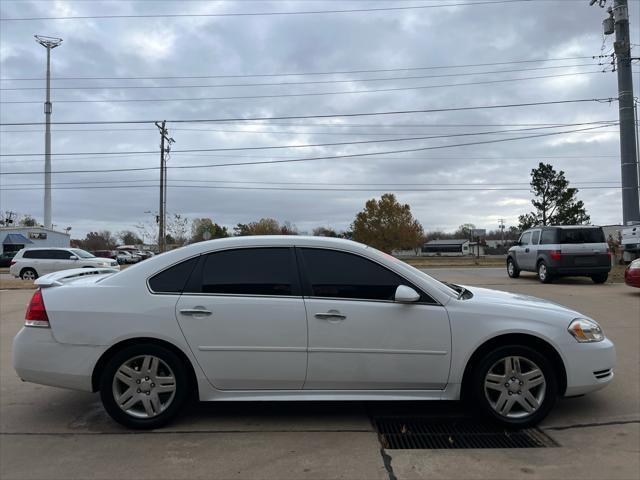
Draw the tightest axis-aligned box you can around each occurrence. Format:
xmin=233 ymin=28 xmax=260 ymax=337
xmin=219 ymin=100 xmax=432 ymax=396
xmin=1 ymin=0 xmax=637 ymax=237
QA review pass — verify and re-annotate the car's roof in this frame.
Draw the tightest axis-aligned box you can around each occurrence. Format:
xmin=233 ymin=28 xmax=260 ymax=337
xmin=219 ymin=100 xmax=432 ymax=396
xmin=21 ymin=247 xmax=72 ymax=250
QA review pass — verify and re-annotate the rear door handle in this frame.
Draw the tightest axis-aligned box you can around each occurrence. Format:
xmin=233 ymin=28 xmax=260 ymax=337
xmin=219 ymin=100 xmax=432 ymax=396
xmin=315 ymin=311 xmax=346 ymax=321
xmin=180 ymin=308 xmax=212 ymax=317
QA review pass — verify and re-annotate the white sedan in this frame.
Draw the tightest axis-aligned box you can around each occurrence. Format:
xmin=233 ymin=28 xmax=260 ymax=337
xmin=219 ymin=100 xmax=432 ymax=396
xmin=12 ymin=236 xmax=615 ymax=429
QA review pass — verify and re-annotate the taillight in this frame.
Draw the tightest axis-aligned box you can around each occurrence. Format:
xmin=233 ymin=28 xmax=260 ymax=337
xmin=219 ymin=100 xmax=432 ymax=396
xmin=606 ymin=248 xmax=612 ymax=259
xmin=550 ymin=250 xmax=562 ymax=261
xmin=25 ymin=289 xmax=49 ymax=328
xmin=10 ymin=260 xmax=16 ymax=266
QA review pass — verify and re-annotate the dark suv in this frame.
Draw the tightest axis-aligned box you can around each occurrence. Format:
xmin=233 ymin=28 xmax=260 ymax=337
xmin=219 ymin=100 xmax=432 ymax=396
xmin=507 ymin=226 xmax=611 ymax=284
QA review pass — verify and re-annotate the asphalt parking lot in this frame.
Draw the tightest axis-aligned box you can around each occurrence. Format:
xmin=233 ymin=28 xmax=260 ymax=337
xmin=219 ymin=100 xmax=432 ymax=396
xmin=1 ymin=269 xmax=638 ymax=480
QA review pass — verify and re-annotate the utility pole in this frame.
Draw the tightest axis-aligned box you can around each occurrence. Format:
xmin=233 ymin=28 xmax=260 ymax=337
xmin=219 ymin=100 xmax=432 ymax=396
xmin=498 ymin=218 xmax=505 ymax=245
xmin=154 ymin=121 xmax=174 ymax=253
xmin=35 ymin=35 xmax=62 ymax=230
xmin=593 ymin=0 xmax=640 ymax=225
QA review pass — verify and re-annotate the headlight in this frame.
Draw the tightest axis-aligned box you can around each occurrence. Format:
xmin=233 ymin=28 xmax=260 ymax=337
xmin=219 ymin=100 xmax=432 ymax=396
xmin=568 ymin=318 xmax=604 ymax=343
xmin=96 ymin=262 xmax=108 ymax=267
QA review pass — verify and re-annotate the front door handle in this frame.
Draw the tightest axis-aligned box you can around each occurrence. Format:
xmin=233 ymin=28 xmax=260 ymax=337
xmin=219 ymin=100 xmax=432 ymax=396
xmin=180 ymin=308 xmax=212 ymax=317
xmin=315 ymin=311 xmax=346 ymax=321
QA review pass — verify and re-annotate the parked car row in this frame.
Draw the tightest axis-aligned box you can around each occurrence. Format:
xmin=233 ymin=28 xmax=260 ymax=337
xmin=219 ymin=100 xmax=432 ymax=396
xmin=90 ymin=249 xmax=155 ymax=265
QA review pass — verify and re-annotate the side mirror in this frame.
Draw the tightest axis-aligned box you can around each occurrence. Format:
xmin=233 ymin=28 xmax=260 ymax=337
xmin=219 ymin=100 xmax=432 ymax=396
xmin=69 ymin=255 xmax=78 ymax=260
xmin=394 ymin=285 xmax=420 ymax=303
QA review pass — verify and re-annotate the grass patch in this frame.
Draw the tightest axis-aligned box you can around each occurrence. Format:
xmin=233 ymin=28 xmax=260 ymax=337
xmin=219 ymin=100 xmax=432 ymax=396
xmin=400 ymin=256 xmax=506 ymax=268
xmin=0 ymin=278 xmax=35 ymax=290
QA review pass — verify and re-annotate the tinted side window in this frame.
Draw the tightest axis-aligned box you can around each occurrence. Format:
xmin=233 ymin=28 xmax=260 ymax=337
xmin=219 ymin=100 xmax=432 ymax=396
xmin=53 ymin=250 xmax=73 ymax=259
xmin=540 ymin=230 xmax=556 ymax=244
xmin=300 ymin=248 xmax=414 ymax=302
xmin=149 ymin=256 xmax=199 ymax=293
xmin=520 ymin=232 xmax=532 ymax=245
xmin=194 ymin=248 xmax=297 ymax=296
xmin=22 ymin=250 xmax=38 ymax=259
xmin=531 ymin=231 xmax=540 ymax=245
xmin=559 ymin=228 xmax=606 ymax=244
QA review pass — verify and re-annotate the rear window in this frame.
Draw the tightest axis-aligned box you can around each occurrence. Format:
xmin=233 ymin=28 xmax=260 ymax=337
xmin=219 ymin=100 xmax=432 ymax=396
xmin=559 ymin=228 xmax=605 ymax=244
xmin=149 ymin=256 xmax=199 ymax=293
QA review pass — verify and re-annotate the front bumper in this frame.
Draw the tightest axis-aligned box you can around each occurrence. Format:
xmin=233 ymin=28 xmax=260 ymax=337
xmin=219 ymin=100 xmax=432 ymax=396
xmin=562 ymin=337 xmax=616 ymax=397
xmin=12 ymin=327 xmax=103 ymax=392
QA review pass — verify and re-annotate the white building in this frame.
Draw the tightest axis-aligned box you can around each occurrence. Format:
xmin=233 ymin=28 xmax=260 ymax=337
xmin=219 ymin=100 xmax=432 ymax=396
xmin=0 ymin=227 xmax=70 ymax=255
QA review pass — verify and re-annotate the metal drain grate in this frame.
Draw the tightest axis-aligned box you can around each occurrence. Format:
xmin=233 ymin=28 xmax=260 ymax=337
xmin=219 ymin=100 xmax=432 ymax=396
xmin=373 ymin=417 xmax=559 ymax=449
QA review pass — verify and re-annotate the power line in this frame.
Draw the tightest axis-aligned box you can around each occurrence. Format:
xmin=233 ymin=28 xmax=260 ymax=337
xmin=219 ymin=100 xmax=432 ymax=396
xmin=0 ymin=63 xmax=598 ymax=90
xmin=2 ymin=178 xmax=619 ymax=188
xmin=0 ymin=120 xmax=619 ymax=133
xmin=0 ymin=1 xmax=533 ymax=21
xmin=0 ymin=184 xmax=623 ymax=193
xmin=0 ymin=152 xmax=621 ymax=166
xmin=0 ymin=97 xmax=617 ymax=126
xmin=0 ymin=122 xmax=616 ymax=157
xmin=0 ymin=124 xmax=614 ymax=176
xmin=0 ymin=70 xmax=605 ymax=104
xmin=0 ymin=56 xmax=596 ymax=82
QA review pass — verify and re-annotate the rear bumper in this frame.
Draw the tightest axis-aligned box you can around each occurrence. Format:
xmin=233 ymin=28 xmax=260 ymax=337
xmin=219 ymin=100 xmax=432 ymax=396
xmin=12 ymin=327 xmax=102 ymax=392
xmin=562 ymin=338 xmax=616 ymax=397
xmin=551 ymin=266 xmax=611 ymax=276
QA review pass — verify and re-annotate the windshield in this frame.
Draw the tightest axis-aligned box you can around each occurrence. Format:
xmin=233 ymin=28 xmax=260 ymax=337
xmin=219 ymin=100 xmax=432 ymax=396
xmin=71 ymin=248 xmax=95 ymax=258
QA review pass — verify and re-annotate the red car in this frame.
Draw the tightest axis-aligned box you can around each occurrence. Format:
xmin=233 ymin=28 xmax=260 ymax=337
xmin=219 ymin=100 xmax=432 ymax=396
xmin=624 ymin=259 xmax=640 ymax=288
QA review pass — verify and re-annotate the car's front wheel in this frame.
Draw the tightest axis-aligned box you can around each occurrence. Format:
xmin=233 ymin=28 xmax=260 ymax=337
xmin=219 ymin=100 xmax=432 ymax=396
xmin=506 ymin=258 xmax=520 ymax=278
xmin=99 ymin=344 xmax=190 ymax=429
xmin=471 ymin=345 xmax=557 ymax=428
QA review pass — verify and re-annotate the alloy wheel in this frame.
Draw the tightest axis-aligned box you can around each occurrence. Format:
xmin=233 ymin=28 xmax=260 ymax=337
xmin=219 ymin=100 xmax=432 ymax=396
xmin=483 ymin=356 xmax=546 ymax=419
xmin=21 ymin=270 xmax=36 ymax=281
xmin=538 ymin=263 xmax=547 ymax=282
xmin=112 ymin=355 xmax=177 ymax=419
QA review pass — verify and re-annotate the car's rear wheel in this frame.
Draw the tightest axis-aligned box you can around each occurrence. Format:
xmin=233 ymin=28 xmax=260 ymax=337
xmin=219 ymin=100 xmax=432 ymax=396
xmin=99 ymin=344 xmax=189 ymax=429
xmin=537 ymin=261 xmax=553 ymax=284
xmin=506 ymin=258 xmax=520 ymax=278
xmin=20 ymin=268 xmax=38 ymax=281
xmin=471 ymin=345 xmax=557 ymax=428
xmin=591 ymin=273 xmax=608 ymax=284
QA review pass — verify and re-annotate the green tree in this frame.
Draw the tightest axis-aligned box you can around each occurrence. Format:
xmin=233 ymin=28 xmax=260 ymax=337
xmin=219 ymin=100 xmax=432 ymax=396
xmin=518 ymin=163 xmax=590 ymax=230
xmin=351 ymin=193 xmax=424 ymax=253
xmin=191 ymin=218 xmax=228 ymax=242
xmin=234 ymin=218 xmax=283 ymax=236
xmin=453 ymin=223 xmax=476 ymax=239
xmin=119 ymin=230 xmax=143 ymax=246
xmin=75 ymin=231 xmax=116 ymax=251
xmin=312 ymin=226 xmax=338 ymax=237
xmin=19 ymin=215 xmax=38 ymax=227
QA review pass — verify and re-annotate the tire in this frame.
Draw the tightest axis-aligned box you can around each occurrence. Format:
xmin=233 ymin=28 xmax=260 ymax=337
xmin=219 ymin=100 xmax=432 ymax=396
xmin=506 ymin=258 xmax=520 ymax=278
xmin=591 ymin=273 xmax=608 ymax=284
xmin=537 ymin=261 xmax=553 ymax=284
xmin=20 ymin=268 xmax=38 ymax=281
xmin=99 ymin=343 xmax=190 ymax=429
xmin=470 ymin=345 xmax=558 ymax=428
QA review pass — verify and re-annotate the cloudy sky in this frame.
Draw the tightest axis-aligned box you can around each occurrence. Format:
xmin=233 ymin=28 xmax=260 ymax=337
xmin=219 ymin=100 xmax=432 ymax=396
xmin=1 ymin=0 xmax=638 ymax=238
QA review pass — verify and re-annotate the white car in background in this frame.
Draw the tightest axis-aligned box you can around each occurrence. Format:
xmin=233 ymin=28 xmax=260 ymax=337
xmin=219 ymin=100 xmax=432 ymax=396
xmin=12 ymin=237 xmax=614 ymax=430
xmin=9 ymin=247 xmax=119 ymax=280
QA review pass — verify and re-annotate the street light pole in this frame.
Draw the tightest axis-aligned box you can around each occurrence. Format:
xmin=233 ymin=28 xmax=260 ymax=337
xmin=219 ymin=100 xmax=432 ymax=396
xmin=35 ymin=35 xmax=62 ymax=230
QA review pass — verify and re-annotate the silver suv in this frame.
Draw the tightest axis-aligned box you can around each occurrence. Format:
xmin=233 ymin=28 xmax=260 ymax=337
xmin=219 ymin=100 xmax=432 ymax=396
xmin=9 ymin=248 xmax=120 ymax=280
xmin=506 ymin=226 xmax=611 ymax=284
